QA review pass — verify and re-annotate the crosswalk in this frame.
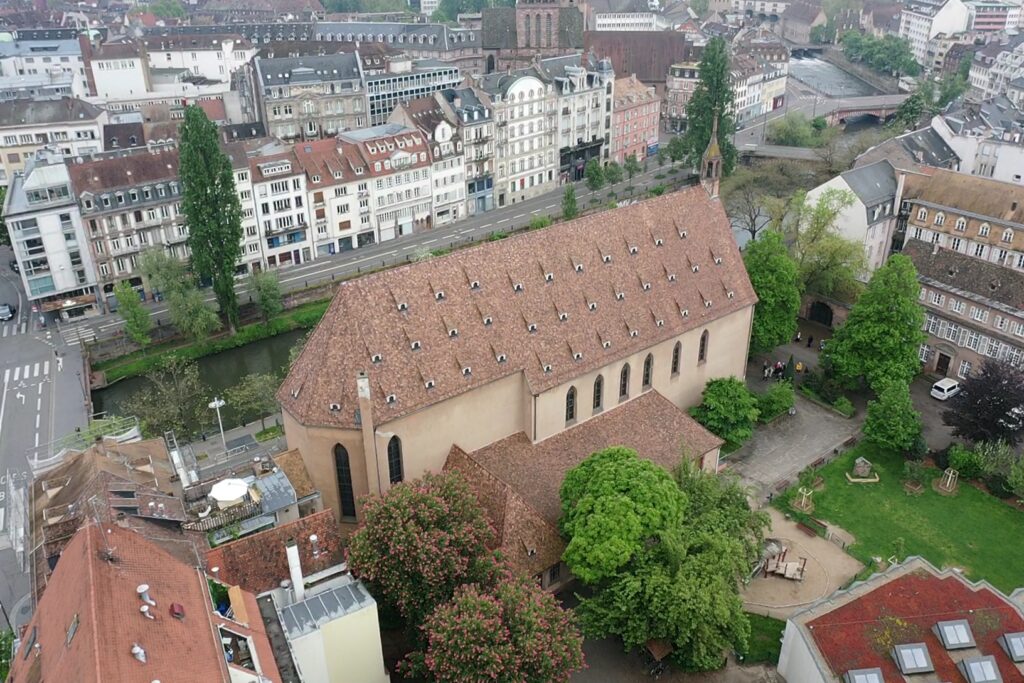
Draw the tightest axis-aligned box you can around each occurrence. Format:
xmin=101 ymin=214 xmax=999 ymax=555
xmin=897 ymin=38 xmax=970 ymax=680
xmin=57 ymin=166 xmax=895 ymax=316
xmin=4 ymin=361 xmax=50 ymax=383
xmin=0 ymin=322 xmax=27 ymax=338
xmin=61 ymin=324 xmax=96 ymax=346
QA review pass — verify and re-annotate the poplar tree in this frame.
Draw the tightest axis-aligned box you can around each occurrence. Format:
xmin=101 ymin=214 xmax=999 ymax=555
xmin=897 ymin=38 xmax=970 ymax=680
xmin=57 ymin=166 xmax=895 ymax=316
xmin=180 ymin=105 xmax=243 ymax=332
xmin=683 ymin=37 xmax=738 ymax=175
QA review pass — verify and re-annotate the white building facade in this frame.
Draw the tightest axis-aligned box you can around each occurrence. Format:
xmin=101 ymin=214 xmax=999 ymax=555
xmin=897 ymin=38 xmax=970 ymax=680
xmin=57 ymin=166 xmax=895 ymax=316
xmin=899 ymin=0 xmax=970 ymax=67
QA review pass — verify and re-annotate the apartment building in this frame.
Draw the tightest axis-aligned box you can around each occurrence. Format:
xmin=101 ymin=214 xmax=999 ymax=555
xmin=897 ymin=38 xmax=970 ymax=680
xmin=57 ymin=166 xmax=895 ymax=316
xmin=338 ymin=124 xmax=433 ymax=239
xmin=969 ymin=35 xmax=1024 ymax=100
xmin=314 ymin=21 xmax=483 ymax=73
xmin=733 ymin=0 xmax=791 ymax=18
xmin=540 ymin=54 xmax=615 ymax=180
xmin=0 ymin=97 xmax=106 ymax=185
xmin=931 ymin=97 xmax=1024 ymax=183
xmin=439 ymin=87 xmax=495 ymax=215
xmin=141 ymin=34 xmax=256 ymax=82
xmin=966 ymin=0 xmax=1021 ymax=31
xmin=250 ymin=150 xmax=315 ymax=268
xmin=731 ymin=53 xmax=765 ymax=126
xmin=778 ymin=2 xmax=826 ymax=44
xmin=390 ymin=97 xmax=467 ymax=227
xmin=222 ymin=137 xmax=286 ymax=274
xmin=664 ymin=59 xmax=701 ymax=133
xmin=83 ymin=41 xmax=152 ymax=100
xmin=293 ymin=139 xmax=364 ymax=256
xmin=251 ymin=53 xmax=366 ymax=141
xmin=3 ymin=148 xmax=98 ymax=320
xmin=899 ymin=0 xmax=970 ymax=68
xmin=363 ymin=57 xmax=462 ymax=126
xmin=67 ymin=146 xmax=187 ymax=310
xmin=0 ymin=38 xmax=88 ymax=97
xmin=585 ymin=0 xmax=671 ymax=31
xmin=611 ymin=75 xmax=660 ymax=164
xmin=0 ymin=72 xmax=76 ymax=101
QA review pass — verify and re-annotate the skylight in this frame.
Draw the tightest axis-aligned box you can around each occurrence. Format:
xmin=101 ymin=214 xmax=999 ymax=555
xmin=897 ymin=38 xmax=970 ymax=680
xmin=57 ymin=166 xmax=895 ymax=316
xmin=935 ymin=619 xmax=975 ymax=649
xmin=893 ymin=643 xmax=934 ymax=674
xmin=960 ymin=656 xmax=1002 ymax=683
xmin=843 ymin=668 xmax=883 ymax=683
xmin=1000 ymin=632 xmax=1024 ymax=662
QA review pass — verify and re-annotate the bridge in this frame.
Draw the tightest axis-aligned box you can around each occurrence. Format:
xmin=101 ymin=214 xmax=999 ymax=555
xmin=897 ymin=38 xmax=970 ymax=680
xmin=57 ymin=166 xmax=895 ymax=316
xmin=821 ymin=94 xmax=909 ymax=126
xmin=739 ymin=144 xmax=820 ymax=161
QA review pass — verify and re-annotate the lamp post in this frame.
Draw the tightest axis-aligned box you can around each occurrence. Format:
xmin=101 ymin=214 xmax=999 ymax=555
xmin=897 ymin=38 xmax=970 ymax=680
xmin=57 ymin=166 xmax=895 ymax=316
xmin=208 ymin=397 xmax=227 ymax=453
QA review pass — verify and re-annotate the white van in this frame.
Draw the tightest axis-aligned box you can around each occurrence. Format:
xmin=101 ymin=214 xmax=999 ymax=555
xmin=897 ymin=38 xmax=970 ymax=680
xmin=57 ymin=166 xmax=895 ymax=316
xmin=930 ymin=378 xmax=961 ymax=401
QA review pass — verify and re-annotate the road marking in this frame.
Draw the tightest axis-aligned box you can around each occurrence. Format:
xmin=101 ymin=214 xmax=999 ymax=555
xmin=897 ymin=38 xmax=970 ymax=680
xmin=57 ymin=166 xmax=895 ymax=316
xmin=545 ymin=204 xmax=557 ymax=209
xmin=422 ymin=238 xmax=438 ymax=245
xmin=35 ymin=397 xmax=40 ymax=410
xmin=2 ymin=327 xmax=7 ymax=338
xmin=497 ymin=218 xmax=509 ymax=224
xmin=32 ymin=362 xmax=39 ymax=378
xmin=15 ymin=392 xmax=23 ymax=405
xmin=2 ymin=369 xmax=7 ymax=384
xmin=480 ymin=223 xmax=493 ymax=229
xmin=20 ymin=322 xmax=26 ymax=334
xmin=43 ymin=361 xmax=49 ymax=375
xmin=381 ymin=250 xmax=397 ymax=256
xmin=0 ymin=371 xmax=8 ymax=454
xmin=37 ymin=383 xmax=41 ymax=395
xmin=12 ymin=367 xmax=19 ymax=382
xmin=22 ymin=365 xmax=28 ymax=380
xmin=34 ymin=414 xmax=39 ymax=429
xmin=513 ymin=213 xmax=526 ymax=219
xmin=34 ymin=433 xmax=38 ymax=447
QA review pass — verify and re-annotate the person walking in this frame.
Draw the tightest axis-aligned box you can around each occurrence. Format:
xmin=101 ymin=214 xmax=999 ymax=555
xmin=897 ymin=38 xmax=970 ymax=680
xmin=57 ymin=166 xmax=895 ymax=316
xmin=795 ymin=331 xmax=802 ymax=343
xmin=762 ymin=360 xmax=770 ymax=380
xmin=807 ymin=335 xmax=814 ymax=348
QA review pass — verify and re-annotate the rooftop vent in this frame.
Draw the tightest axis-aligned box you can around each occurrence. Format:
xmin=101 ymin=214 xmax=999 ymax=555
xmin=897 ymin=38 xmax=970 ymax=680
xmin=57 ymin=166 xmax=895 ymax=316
xmin=692 ymin=264 xmax=699 ymax=273
xmin=137 ymin=584 xmax=156 ymax=607
xmin=679 ymin=229 xmax=688 ymax=238
xmin=714 ymin=256 xmax=723 ymax=265
xmin=513 ymin=282 xmax=524 ymax=292
xmin=140 ymin=605 xmax=154 ymax=620
xmin=588 ymin=302 xmax=597 ymax=311
xmin=616 ymin=292 xmax=625 ymax=301
xmin=642 ymin=282 xmax=651 ymax=291
xmin=132 ymin=644 xmax=147 ymax=664
xmin=329 ymin=403 xmax=341 ymax=412
xmin=528 ymin=323 xmax=538 ymax=333
xmin=655 ymin=238 xmax=664 ymax=246
xmin=727 ymin=291 xmax=735 ymax=299
xmin=169 ymin=603 xmax=185 ymax=620
xmin=424 ymin=379 xmax=435 ymax=389
xmin=411 ymin=340 xmax=422 ymax=350
xmin=496 ymin=352 xmax=507 ymax=363
xmin=630 ymin=329 xmax=639 ymax=338
xmin=385 ymin=394 xmax=397 ymax=404
xmin=603 ymin=254 xmax=612 ymax=264
xmin=397 ymin=301 xmax=408 ymax=311
xmin=656 ymin=319 xmax=665 ymax=327
xmin=470 ymin=280 xmax=481 ymax=290
xmin=543 ymin=364 xmax=552 ymax=373
xmin=559 ymin=312 xmax=568 ymax=322
xmin=545 ymin=272 xmax=554 ymax=282
xmin=668 ymin=273 xmax=677 ymax=282
xmin=704 ymin=300 xmax=712 ymax=308
xmin=448 ymin=328 xmax=458 ymax=338
xmin=681 ymin=308 xmax=689 ymax=318
xmin=575 ymin=263 xmax=584 ymax=273
xmin=602 ymin=340 xmax=611 ymax=349
xmin=371 ymin=353 xmax=383 ymax=363
xmin=629 ymin=246 xmax=638 ymax=255
xmin=462 ymin=366 xmax=472 ymax=377
xmin=435 ymin=290 xmax=445 ymax=301
xmin=893 ymin=643 xmax=934 ymax=675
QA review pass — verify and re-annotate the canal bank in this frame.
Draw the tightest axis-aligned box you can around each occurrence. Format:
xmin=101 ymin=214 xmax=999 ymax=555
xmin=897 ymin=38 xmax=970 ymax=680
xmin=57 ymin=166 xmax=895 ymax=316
xmin=788 ymin=54 xmax=882 ymax=98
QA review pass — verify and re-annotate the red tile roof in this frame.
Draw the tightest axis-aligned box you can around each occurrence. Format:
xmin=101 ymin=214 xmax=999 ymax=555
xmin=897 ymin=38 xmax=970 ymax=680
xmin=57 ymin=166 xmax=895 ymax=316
xmin=280 ymin=187 xmax=756 ymax=429
xmin=445 ymin=390 xmax=721 ymax=575
xmin=197 ymin=97 xmax=227 ymax=122
xmin=204 ymin=510 xmax=345 ymax=594
xmin=68 ymin=147 xmax=179 ymax=196
xmin=293 ymin=138 xmax=357 ymax=187
xmin=799 ymin=559 xmax=1024 ymax=681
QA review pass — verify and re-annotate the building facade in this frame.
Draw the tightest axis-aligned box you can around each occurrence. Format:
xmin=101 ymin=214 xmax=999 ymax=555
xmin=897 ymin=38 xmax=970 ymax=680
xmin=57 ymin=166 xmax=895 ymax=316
xmin=664 ymin=59 xmax=701 ymax=132
xmin=0 ymin=38 xmax=88 ymax=97
xmin=0 ymin=97 xmax=106 ymax=185
xmin=250 ymin=149 xmax=315 ymax=268
xmin=542 ymin=54 xmax=615 ymax=180
xmin=931 ymin=98 xmax=1024 ymax=184
xmin=141 ymin=34 xmax=256 ymax=83
xmin=363 ymin=57 xmax=462 ymax=126
xmin=439 ymin=87 xmax=495 ymax=215
xmin=899 ymin=0 xmax=970 ymax=67
xmin=480 ymin=0 xmax=586 ymax=71
xmin=611 ymin=74 xmax=660 ymax=163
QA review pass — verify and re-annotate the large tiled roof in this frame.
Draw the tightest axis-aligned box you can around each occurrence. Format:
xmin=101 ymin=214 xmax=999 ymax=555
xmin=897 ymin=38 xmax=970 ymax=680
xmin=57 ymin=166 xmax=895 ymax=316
xmin=141 ymin=33 xmax=251 ymax=51
xmin=583 ymin=31 xmax=700 ymax=84
xmin=205 ymin=510 xmax=344 ymax=594
xmin=903 ymin=239 xmax=1024 ymax=310
xmin=795 ymin=558 xmax=1024 ymax=682
xmin=280 ymin=187 xmax=755 ymax=428
xmin=0 ymin=96 xmax=104 ymax=127
xmin=315 ymin=21 xmax=479 ymax=49
xmin=255 ymin=52 xmax=360 ymax=87
xmin=841 ymin=159 xmax=896 ymax=207
xmin=67 ymin=147 xmax=180 ymax=195
xmin=782 ymin=0 xmax=825 ymax=23
xmin=446 ymin=390 xmax=721 ymax=575
xmin=901 ymin=169 xmax=1024 ymax=226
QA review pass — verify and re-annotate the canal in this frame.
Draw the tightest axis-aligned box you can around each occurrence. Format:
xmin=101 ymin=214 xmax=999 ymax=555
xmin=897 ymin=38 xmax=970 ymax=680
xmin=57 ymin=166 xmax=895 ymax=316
xmin=92 ymin=328 xmax=307 ymax=431
xmin=789 ymin=56 xmax=880 ymax=98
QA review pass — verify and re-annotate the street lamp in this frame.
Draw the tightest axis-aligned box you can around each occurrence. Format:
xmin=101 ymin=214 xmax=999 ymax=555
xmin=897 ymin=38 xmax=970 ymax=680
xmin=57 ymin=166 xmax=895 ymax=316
xmin=208 ymin=397 xmax=227 ymax=453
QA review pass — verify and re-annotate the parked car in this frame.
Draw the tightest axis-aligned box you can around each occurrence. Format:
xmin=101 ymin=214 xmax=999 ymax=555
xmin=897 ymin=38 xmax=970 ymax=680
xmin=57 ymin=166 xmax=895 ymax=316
xmin=0 ymin=304 xmax=15 ymax=322
xmin=8 ymin=260 xmax=18 ymax=273
xmin=930 ymin=378 xmax=961 ymax=401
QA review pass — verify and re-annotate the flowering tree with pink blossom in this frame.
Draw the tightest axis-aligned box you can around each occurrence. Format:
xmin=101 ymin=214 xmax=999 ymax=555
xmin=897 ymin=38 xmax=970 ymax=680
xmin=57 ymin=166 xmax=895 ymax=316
xmin=404 ymin=572 xmax=585 ymax=683
xmin=346 ymin=472 xmax=497 ymax=630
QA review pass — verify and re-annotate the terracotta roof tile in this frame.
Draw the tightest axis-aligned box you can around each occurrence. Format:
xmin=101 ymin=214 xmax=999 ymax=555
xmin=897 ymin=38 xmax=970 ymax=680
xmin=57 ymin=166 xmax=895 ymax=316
xmin=280 ymin=187 xmax=756 ymax=428
xmin=904 ymin=239 xmax=1024 ymax=309
xmin=68 ymin=148 xmax=179 ymax=196
xmin=901 ymin=168 xmax=1024 ymax=225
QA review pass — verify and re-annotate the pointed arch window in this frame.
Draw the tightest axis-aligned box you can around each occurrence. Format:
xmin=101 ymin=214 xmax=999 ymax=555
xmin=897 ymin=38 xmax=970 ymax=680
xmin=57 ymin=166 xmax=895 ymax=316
xmin=334 ymin=444 xmax=356 ymax=520
xmin=698 ymin=330 xmax=709 ymax=364
xmin=671 ymin=342 xmax=682 ymax=376
xmin=593 ymin=375 xmax=603 ymax=412
xmin=619 ymin=364 xmax=630 ymax=400
xmin=387 ymin=436 xmax=404 ymax=484
xmin=565 ymin=386 xmax=577 ymax=424
xmin=642 ymin=353 xmax=654 ymax=389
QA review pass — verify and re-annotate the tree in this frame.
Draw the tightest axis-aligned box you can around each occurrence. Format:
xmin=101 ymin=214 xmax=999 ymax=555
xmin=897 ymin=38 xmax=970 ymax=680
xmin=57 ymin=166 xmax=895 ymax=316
xmin=139 ymin=247 xmax=190 ymax=298
xmin=863 ymin=380 xmax=922 ymax=453
xmin=787 ymin=189 xmax=865 ymax=297
xmin=584 ymin=158 xmax=605 ymax=192
xmin=561 ymin=185 xmax=578 ymax=219
xmin=0 ymin=186 xmax=9 ymax=246
xmin=823 ymin=254 xmax=925 ymax=391
xmin=891 ymin=88 xmax=931 ymax=130
xmin=976 ymin=440 xmax=1019 ymax=480
xmin=167 ymin=287 xmax=221 ymax=342
xmin=682 ymin=37 xmax=738 ymax=175
xmin=605 ymin=160 xmax=624 ymax=185
xmin=767 ymin=113 xmax=817 ymax=147
xmin=743 ymin=231 xmax=801 ymax=354
xmin=249 ymin=269 xmax=284 ymax=321
xmin=689 ymin=377 xmax=760 ymax=445
xmin=180 ymin=105 xmax=244 ymax=332
xmin=113 ymin=281 xmax=152 ymax=349
xmin=346 ymin=471 xmax=496 ymax=630
xmin=122 ymin=356 xmax=210 ymax=438
xmin=226 ymin=373 xmax=280 ymax=429
xmin=624 ymin=154 xmax=642 ymax=183
xmin=430 ymin=0 xmax=513 ymax=21
xmin=405 ymin=573 xmax=585 ymax=683
xmin=943 ymin=359 xmax=1024 ymax=446
xmin=841 ymin=31 xmax=920 ymax=77
xmin=721 ymin=161 xmax=823 ymax=242
xmin=666 ymin=135 xmax=687 ymax=165
xmin=287 ymin=329 xmax=311 ymax=370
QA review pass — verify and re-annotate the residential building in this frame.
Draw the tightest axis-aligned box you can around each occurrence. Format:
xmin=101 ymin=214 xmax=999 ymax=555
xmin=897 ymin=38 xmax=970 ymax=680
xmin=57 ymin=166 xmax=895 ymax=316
xmin=0 ymin=96 xmax=106 ymax=185
xmin=292 ymin=138 xmax=364 ymax=257
xmin=223 ymin=137 xmax=275 ymax=274
xmin=806 ymin=160 xmax=899 ymax=275
xmin=731 ymin=53 xmax=766 ymax=126
xmin=583 ymin=31 xmax=700 ymax=91
xmin=141 ymin=34 xmax=256 ymax=82
xmin=338 ymin=123 xmax=433 ymax=239
xmin=778 ymin=556 xmax=1024 ymax=683
xmin=3 ymin=148 xmax=98 ymax=320
xmin=390 ymin=96 xmax=467 ymax=227
xmin=276 ymin=182 xmax=756 ymax=576
xmin=251 ymin=53 xmax=366 ymax=141
xmin=68 ymin=146 xmax=187 ymax=309
xmin=313 ymin=21 xmax=483 ymax=73
xmin=854 ymin=125 xmax=960 ymax=171
xmin=250 ymin=148 xmax=315 ymax=268
xmin=907 ymin=238 xmax=1024 ymax=376
xmin=478 ymin=67 xmax=560 ymax=206
xmin=969 ymin=35 xmax=1024 ymax=100
xmin=480 ymin=0 xmax=586 ymax=71
xmin=733 ymin=0 xmax=792 ymax=19
xmin=899 ymin=0 xmax=970 ymax=68
xmin=0 ymin=72 xmax=76 ymax=101
xmin=926 ymin=31 xmax=973 ymax=72
xmin=864 ymin=3 xmax=904 ymax=36
xmin=966 ymin=0 xmax=1021 ymax=31
xmin=778 ymin=2 xmax=827 ymax=44
xmin=9 ymin=523 xmax=282 ymax=683
xmin=363 ymin=56 xmax=462 ymax=126
xmin=611 ymin=74 xmax=660 ymax=163
xmin=585 ymin=0 xmax=671 ymax=31
xmin=82 ymin=40 xmax=152 ymax=100
xmin=664 ymin=58 xmax=701 ymax=132
xmin=538 ymin=54 xmax=615 ymax=179
xmin=439 ymin=86 xmax=496 ymax=215
xmin=931 ymin=97 xmax=1024 ymax=183
xmin=0 ymin=37 xmax=88 ymax=97
xmin=200 ymin=0 xmax=324 ymax=22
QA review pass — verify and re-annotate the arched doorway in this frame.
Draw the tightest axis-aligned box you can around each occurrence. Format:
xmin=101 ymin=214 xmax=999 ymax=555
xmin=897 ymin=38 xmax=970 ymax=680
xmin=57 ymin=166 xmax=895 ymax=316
xmin=809 ymin=301 xmax=834 ymax=327
xmin=486 ymin=54 xmax=496 ymax=73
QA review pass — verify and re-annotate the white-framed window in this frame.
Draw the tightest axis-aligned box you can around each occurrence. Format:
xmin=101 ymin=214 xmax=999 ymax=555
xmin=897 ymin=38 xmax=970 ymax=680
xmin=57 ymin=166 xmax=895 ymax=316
xmin=979 ymin=223 xmax=990 ymax=237
xmin=917 ymin=207 xmax=928 ymax=221
xmin=958 ymin=359 xmax=972 ymax=378
xmin=955 ymin=217 xmax=967 ymax=231
xmin=971 ymin=307 xmax=989 ymax=323
xmin=1003 ymin=228 xmax=1015 ymax=243
xmin=966 ymin=330 xmax=980 ymax=351
xmin=919 ymin=344 xmax=932 ymax=362
xmin=996 ymin=315 xmax=1009 ymax=331
xmin=950 ymin=299 xmax=965 ymax=314
xmin=930 ymin=291 xmax=945 ymax=306
xmin=934 ymin=212 xmax=945 ymax=226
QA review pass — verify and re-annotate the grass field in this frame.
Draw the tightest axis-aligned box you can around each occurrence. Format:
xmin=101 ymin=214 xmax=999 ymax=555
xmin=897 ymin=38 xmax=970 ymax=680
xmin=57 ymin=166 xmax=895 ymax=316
xmin=778 ymin=444 xmax=1024 ymax=593
xmin=740 ymin=613 xmax=785 ymax=665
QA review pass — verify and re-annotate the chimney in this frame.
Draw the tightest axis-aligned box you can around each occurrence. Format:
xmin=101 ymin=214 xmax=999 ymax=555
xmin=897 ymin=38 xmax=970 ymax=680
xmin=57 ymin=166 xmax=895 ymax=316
xmin=131 ymin=644 xmax=147 ymax=663
xmin=137 ymin=584 xmax=156 ymax=606
xmin=310 ymin=533 xmax=321 ymax=558
xmin=286 ymin=538 xmax=305 ymax=603
xmin=357 ymin=371 xmax=382 ymax=496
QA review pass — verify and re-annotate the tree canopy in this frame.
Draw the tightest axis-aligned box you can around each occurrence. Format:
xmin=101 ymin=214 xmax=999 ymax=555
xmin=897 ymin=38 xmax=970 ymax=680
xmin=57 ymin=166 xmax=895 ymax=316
xmin=721 ymin=160 xmax=823 ymax=241
xmin=249 ymin=269 xmax=284 ymax=321
xmin=584 ymin=158 xmax=605 ymax=192
xmin=785 ymin=188 xmax=865 ymax=298
xmin=122 ymin=356 xmax=210 ymax=438
xmin=863 ymin=380 xmax=922 ymax=452
xmin=225 ymin=373 xmax=280 ymax=430
xmin=430 ymin=0 xmax=512 ymax=22
xmin=682 ymin=37 xmax=737 ymax=175
xmin=561 ymin=186 xmax=578 ymax=219
xmin=841 ymin=31 xmax=920 ymax=76
xmin=689 ymin=377 xmax=760 ymax=446
xmin=113 ymin=281 xmax=152 ymax=349
xmin=743 ymin=231 xmax=801 ymax=355
xmin=823 ymin=254 xmax=925 ymax=391
xmin=943 ymin=360 xmax=1024 ymax=446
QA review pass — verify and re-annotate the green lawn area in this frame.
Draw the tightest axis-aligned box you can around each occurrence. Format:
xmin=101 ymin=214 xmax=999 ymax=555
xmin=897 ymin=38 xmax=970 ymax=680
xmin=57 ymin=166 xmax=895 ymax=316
xmin=777 ymin=444 xmax=1024 ymax=593
xmin=739 ymin=613 xmax=785 ymax=665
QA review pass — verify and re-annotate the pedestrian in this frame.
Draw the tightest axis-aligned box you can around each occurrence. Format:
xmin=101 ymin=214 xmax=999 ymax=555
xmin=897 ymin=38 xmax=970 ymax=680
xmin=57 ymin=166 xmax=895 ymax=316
xmin=762 ymin=360 xmax=769 ymax=381
xmin=795 ymin=331 xmax=802 ymax=343
xmin=820 ymin=339 xmax=826 ymax=351
xmin=807 ymin=335 xmax=814 ymax=348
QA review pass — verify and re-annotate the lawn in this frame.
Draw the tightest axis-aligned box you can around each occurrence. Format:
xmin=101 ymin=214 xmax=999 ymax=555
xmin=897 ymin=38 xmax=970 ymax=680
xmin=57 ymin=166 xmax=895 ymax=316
xmin=778 ymin=444 xmax=1024 ymax=593
xmin=739 ymin=613 xmax=785 ymax=665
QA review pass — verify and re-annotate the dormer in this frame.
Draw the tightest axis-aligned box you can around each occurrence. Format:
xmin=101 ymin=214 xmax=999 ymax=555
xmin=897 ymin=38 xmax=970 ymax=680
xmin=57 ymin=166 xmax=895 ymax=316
xmin=602 ymin=253 xmax=612 ymax=264
xmin=574 ymin=262 xmax=584 ymax=273
xmin=470 ymin=279 xmax=481 ymax=290
xmin=545 ymin=272 xmax=554 ymax=282
xmin=371 ymin=353 xmax=383 ymax=364
xmin=513 ymin=281 xmax=524 ymax=293
xmin=410 ymin=339 xmax=422 ymax=351
xmin=558 ymin=312 xmax=569 ymax=322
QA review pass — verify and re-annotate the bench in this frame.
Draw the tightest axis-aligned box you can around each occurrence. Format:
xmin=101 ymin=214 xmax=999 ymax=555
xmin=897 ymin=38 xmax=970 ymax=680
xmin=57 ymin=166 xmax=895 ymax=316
xmin=796 ymin=522 xmax=818 ymax=537
xmin=775 ymin=479 xmax=791 ymax=492
xmin=810 ymin=457 xmax=826 ymax=469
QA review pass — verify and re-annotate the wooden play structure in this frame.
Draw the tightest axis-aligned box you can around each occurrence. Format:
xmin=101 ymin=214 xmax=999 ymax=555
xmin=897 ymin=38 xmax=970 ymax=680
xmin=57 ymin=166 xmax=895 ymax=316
xmin=763 ymin=547 xmax=808 ymax=581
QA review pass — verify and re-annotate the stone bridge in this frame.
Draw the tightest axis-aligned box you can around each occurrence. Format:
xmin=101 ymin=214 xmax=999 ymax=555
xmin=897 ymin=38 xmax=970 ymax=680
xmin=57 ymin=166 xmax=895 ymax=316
xmin=823 ymin=94 xmax=909 ymax=126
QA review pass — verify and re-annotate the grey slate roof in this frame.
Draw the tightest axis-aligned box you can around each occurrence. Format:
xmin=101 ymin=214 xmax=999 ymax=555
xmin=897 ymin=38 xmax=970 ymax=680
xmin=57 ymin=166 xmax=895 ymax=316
xmin=315 ymin=21 xmax=479 ymax=49
xmin=942 ymin=97 xmax=1023 ymax=138
xmin=277 ymin=578 xmax=377 ymax=638
xmin=842 ymin=159 xmax=896 ymax=208
xmin=0 ymin=96 xmax=104 ymax=127
xmin=903 ymin=239 xmax=1024 ymax=311
xmin=255 ymin=52 xmax=361 ymax=87
xmin=252 ymin=469 xmax=297 ymax=515
xmin=855 ymin=126 xmax=959 ymax=171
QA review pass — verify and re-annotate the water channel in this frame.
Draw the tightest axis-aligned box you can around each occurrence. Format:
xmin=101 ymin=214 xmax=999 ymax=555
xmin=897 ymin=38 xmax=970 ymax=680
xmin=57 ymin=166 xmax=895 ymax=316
xmin=789 ymin=56 xmax=880 ymax=98
xmin=91 ymin=328 xmax=307 ymax=431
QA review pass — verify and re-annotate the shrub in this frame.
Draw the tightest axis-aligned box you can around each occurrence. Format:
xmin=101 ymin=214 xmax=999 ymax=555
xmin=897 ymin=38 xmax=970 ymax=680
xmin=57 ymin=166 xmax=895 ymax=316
xmin=949 ymin=444 xmax=985 ymax=479
xmin=931 ymin=445 xmax=951 ymax=470
xmin=832 ymin=396 xmax=855 ymax=417
xmin=648 ymin=184 xmax=667 ymax=197
xmin=903 ymin=460 xmax=928 ymax=487
xmin=905 ymin=434 xmax=928 ymax=461
xmin=985 ymin=474 xmax=1015 ymax=499
xmin=689 ymin=377 xmax=761 ymax=445
xmin=758 ymin=381 xmax=795 ymax=423
xmin=528 ymin=216 xmax=552 ymax=230
xmin=805 ymin=369 xmax=844 ymax=404
xmin=487 ymin=231 xmax=509 ymax=241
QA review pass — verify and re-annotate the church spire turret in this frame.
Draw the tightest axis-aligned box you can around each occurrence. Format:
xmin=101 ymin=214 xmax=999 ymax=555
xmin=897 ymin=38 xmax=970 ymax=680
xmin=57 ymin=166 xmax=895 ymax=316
xmin=701 ymin=112 xmax=723 ymax=199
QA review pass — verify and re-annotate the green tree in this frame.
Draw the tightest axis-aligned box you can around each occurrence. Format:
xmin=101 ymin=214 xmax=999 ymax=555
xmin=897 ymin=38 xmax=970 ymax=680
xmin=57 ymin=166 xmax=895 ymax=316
xmin=113 ymin=280 xmax=152 ymax=349
xmin=823 ymin=254 xmax=925 ymax=391
xmin=943 ymin=359 xmax=1024 ymax=446
xmin=624 ymin=154 xmax=642 ymax=183
xmin=145 ymin=0 xmax=186 ymax=17
xmin=767 ymin=112 xmax=817 ymax=147
xmin=682 ymin=37 xmax=738 ymax=175
xmin=346 ymin=472 xmax=497 ymax=631
xmin=976 ymin=440 xmax=1019 ymax=480
xmin=584 ymin=158 xmax=605 ymax=192
xmin=786 ymin=188 xmax=865 ymax=297
xmin=404 ymin=573 xmax=585 ymax=682
xmin=226 ymin=373 xmax=280 ymax=429
xmin=743 ymin=231 xmax=801 ymax=354
xmin=666 ymin=135 xmax=687 ymax=165
xmin=139 ymin=247 xmax=190 ymax=297
xmin=841 ymin=31 xmax=920 ymax=76
xmin=0 ymin=186 xmax=9 ymax=246
xmin=689 ymin=377 xmax=760 ymax=445
xmin=287 ymin=329 xmax=311 ymax=370
xmin=863 ymin=380 xmax=922 ymax=452
xmin=561 ymin=185 xmax=578 ymax=219
xmin=180 ymin=105 xmax=244 ymax=331
xmin=249 ymin=269 xmax=284 ymax=321
xmin=605 ymin=161 xmax=624 ymax=185
xmin=168 ymin=287 xmax=221 ymax=342
xmin=1007 ymin=458 xmax=1024 ymax=499
xmin=891 ymin=88 xmax=931 ymax=130
xmin=0 ymin=628 xmax=12 ymax=681
xmin=122 ymin=356 xmax=210 ymax=438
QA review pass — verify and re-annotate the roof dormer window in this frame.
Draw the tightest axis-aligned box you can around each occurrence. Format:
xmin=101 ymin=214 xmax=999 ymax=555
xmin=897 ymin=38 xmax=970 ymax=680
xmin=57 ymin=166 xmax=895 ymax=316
xmin=573 ymin=351 xmax=583 ymax=361
xmin=385 ymin=394 xmax=397 ymax=404
xmin=371 ymin=353 xmax=383 ymax=363
xmin=397 ymin=301 xmax=409 ymax=311
xmin=642 ymin=282 xmax=651 ymax=291
xmin=629 ymin=246 xmax=638 ymax=255
xmin=470 ymin=280 xmax=481 ymax=290
xmin=527 ymin=323 xmax=538 ymax=333
xmin=462 ymin=366 xmax=472 ymax=377
xmin=574 ymin=263 xmax=584 ymax=273
xmin=602 ymin=254 xmax=612 ymax=264
xmin=513 ymin=282 xmax=524 ymax=292
xmin=559 ymin=312 xmax=568 ymax=322
xmin=411 ymin=340 xmax=422 ymax=350
xmin=448 ymin=328 xmax=459 ymax=338
xmin=545 ymin=272 xmax=554 ymax=282
xmin=435 ymin=290 xmax=445 ymax=301
xmin=588 ymin=302 xmax=597 ymax=311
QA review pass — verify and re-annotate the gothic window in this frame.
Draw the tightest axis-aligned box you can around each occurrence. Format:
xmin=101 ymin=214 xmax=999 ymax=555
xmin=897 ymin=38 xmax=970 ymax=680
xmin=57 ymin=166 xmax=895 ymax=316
xmin=565 ymin=386 xmax=577 ymax=423
xmin=593 ymin=375 xmax=603 ymax=411
xmin=387 ymin=436 xmax=403 ymax=484
xmin=334 ymin=444 xmax=356 ymax=519
xmin=642 ymin=353 xmax=653 ymax=389
xmin=671 ymin=342 xmax=681 ymax=375
xmin=619 ymin=364 xmax=630 ymax=400
xmin=698 ymin=330 xmax=709 ymax=364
